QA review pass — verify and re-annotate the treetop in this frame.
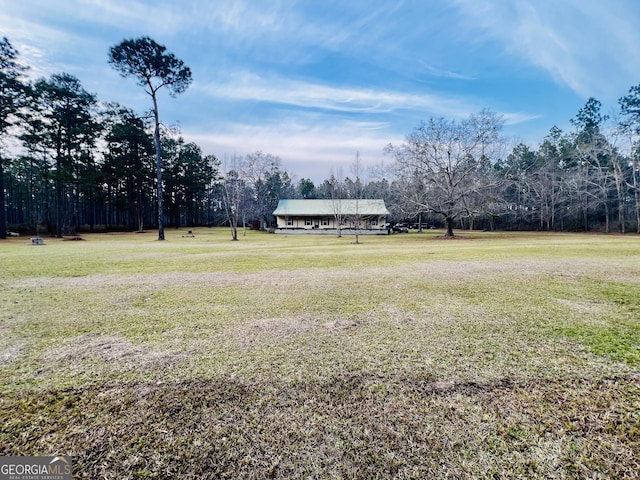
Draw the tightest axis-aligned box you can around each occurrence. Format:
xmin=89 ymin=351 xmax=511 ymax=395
xmin=108 ymin=36 xmax=192 ymax=97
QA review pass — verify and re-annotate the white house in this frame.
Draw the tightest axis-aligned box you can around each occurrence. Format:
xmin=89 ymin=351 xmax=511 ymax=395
xmin=272 ymin=199 xmax=390 ymax=234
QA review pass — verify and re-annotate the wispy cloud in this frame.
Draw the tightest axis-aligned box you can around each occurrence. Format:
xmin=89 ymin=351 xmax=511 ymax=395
xmin=184 ymin=116 xmax=401 ymax=181
xmin=451 ymin=0 xmax=640 ymax=100
xmin=417 ymin=61 xmax=476 ymax=81
xmin=0 ymin=13 xmax=82 ymax=79
xmin=182 ymin=106 xmax=538 ymax=182
xmin=5 ymin=0 xmax=630 ymax=181
xmin=196 ymin=72 xmax=477 ymax=118
xmin=502 ymin=113 xmax=542 ymax=126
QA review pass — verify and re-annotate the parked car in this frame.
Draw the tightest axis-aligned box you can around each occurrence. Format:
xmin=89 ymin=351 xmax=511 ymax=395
xmin=392 ymin=223 xmax=409 ymax=233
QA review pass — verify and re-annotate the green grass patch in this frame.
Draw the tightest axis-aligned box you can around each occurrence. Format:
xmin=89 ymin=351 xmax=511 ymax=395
xmin=549 ymin=278 xmax=640 ymax=365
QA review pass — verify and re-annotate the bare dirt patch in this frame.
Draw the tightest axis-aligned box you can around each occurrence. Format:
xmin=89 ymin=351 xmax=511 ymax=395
xmin=433 ymin=234 xmax=469 ymax=239
xmin=43 ymin=333 xmax=186 ymax=371
xmin=225 ymin=316 xmax=317 ymax=352
xmin=0 ymin=344 xmax=23 ymax=366
xmin=555 ymin=298 xmax=608 ymax=316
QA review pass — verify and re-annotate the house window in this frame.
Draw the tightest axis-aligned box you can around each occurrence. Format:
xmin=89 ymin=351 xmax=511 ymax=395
xmin=370 ymin=217 xmax=378 ymax=226
xmin=321 ymin=217 xmax=330 ymax=226
xmin=286 ymin=217 xmax=293 ymax=226
xmin=305 ymin=218 xmax=313 ymax=226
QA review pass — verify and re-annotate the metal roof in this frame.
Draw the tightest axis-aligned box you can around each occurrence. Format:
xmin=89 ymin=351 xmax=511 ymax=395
xmin=273 ymin=199 xmax=390 ymax=216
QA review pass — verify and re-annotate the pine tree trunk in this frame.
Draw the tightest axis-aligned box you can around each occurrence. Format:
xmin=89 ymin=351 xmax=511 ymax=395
xmin=152 ymin=93 xmax=164 ymax=241
xmin=0 ymin=159 xmax=6 ymax=239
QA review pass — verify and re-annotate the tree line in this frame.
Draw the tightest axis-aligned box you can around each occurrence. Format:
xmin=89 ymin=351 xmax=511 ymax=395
xmin=388 ymin=100 xmax=640 ymax=236
xmin=2 ymin=36 xmax=640 ymax=239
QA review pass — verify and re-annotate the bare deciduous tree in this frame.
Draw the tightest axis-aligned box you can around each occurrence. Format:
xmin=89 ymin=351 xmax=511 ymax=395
xmin=387 ymin=110 xmax=504 ymax=237
xmin=220 ymin=155 xmax=249 ymax=241
xmin=328 ymin=168 xmax=346 ymax=238
xmin=346 ymin=152 xmax=364 ymax=244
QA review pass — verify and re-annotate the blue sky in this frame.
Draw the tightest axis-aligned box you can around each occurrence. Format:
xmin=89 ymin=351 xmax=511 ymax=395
xmin=3 ymin=0 xmax=640 ymax=181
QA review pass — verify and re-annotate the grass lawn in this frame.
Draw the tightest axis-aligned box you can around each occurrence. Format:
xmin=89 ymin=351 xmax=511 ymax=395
xmin=1 ymin=228 xmax=639 ymax=478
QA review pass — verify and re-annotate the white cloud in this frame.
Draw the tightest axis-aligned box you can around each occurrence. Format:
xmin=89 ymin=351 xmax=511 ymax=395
xmin=181 ymin=108 xmax=540 ymax=182
xmin=418 ymin=61 xmax=477 ymax=81
xmin=502 ymin=112 xmax=542 ymax=126
xmin=452 ymin=0 xmax=640 ymax=100
xmin=196 ymin=73 xmax=477 ymax=118
xmin=0 ymin=14 xmax=70 ymax=79
xmin=183 ymin=118 xmax=401 ymax=182
xmin=0 ymin=0 xmax=569 ymax=181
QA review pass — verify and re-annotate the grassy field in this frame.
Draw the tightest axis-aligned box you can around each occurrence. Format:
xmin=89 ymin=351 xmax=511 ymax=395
xmin=1 ymin=228 xmax=639 ymax=478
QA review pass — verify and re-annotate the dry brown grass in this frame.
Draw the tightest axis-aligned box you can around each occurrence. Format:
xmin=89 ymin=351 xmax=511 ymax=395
xmin=1 ymin=374 xmax=638 ymax=479
xmin=1 ymin=230 xmax=639 ymax=478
